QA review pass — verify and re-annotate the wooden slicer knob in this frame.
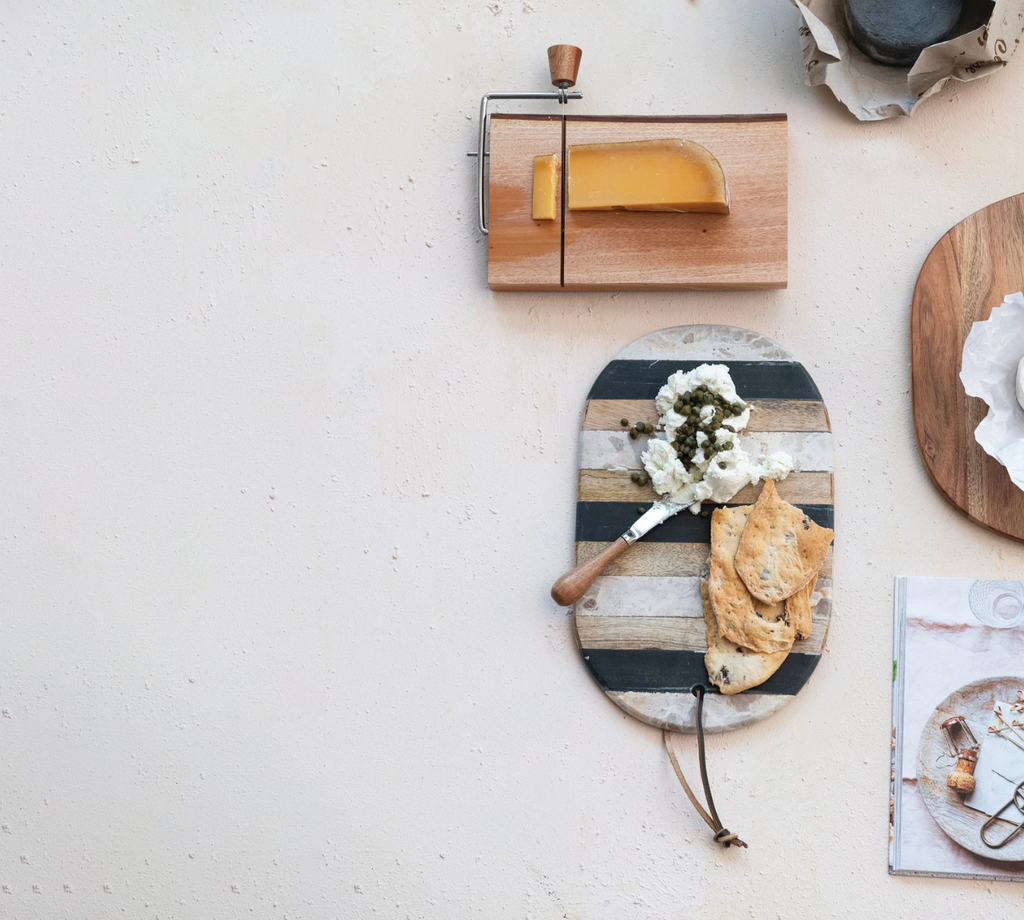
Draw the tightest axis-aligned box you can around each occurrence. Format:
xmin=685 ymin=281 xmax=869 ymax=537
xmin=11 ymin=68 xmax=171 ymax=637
xmin=547 ymin=44 xmax=582 ymax=87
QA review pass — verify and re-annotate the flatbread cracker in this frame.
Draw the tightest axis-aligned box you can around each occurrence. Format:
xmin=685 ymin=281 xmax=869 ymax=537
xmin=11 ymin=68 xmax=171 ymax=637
xmin=735 ymin=479 xmax=835 ymax=606
xmin=702 ymin=572 xmax=789 ymax=695
xmin=785 ymin=577 xmax=816 ymax=641
xmin=708 ymin=505 xmax=796 ymax=654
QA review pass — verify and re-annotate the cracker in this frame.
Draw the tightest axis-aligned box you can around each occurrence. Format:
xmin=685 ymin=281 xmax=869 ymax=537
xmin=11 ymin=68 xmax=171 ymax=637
xmin=735 ymin=479 xmax=835 ymax=605
xmin=702 ymin=572 xmax=789 ymax=695
xmin=708 ymin=505 xmax=796 ymax=654
xmin=785 ymin=577 xmax=816 ymax=642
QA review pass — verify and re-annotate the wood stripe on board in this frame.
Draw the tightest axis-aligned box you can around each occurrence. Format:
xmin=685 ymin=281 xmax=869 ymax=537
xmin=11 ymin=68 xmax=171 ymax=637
xmin=583 ymin=399 xmax=830 ymax=432
xmin=573 ymin=541 xmax=834 ymax=579
xmin=575 ymin=501 xmax=834 ymax=543
xmin=587 ymin=360 xmax=822 ymax=401
xmin=578 ymin=429 xmax=833 ymax=472
xmin=579 ymin=648 xmax=821 ymax=694
xmin=575 ymin=602 xmax=832 ymax=654
xmin=577 ymin=469 xmax=833 ymax=504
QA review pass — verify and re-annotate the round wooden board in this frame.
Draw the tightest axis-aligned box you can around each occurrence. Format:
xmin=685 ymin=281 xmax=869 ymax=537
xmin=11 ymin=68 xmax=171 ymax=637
xmin=572 ymin=325 xmax=834 ymax=734
xmin=916 ymin=676 xmax=1024 ymax=862
xmin=911 ymin=192 xmax=1024 ymax=543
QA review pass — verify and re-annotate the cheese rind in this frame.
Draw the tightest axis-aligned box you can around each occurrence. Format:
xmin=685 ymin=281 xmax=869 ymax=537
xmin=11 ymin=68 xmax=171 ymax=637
xmin=567 ymin=139 xmax=729 ymax=214
xmin=532 ymin=154 xmax=559 ymax=221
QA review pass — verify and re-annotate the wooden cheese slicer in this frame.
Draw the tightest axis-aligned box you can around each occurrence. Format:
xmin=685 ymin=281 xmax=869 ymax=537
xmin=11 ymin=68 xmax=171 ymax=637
xmin=467 ymin=44 xmax=583 ymax=235
xmin=472 ymin=48 xmax=788 ymax=291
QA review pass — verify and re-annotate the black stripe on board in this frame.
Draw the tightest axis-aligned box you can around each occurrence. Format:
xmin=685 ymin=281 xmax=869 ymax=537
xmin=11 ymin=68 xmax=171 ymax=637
xmin=587 ymin=361 xmax=821 ymax=401
xmin=580 ymin=648 xmax=820 ymax=695
xmin=575 ymin=502 xmax=834 ymax=543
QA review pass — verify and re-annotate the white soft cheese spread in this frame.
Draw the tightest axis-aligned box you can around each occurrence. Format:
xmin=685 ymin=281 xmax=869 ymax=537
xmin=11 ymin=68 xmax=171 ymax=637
xmin=641 ymin=363 xmax=793 ymax=513
xmin=1017 ymin=355 xmax=1024 ymax=412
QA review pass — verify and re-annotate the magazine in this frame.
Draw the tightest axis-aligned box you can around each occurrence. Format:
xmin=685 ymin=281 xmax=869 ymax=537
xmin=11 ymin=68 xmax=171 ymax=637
xmin=891 ymin=577 xmax=1024 ymax=879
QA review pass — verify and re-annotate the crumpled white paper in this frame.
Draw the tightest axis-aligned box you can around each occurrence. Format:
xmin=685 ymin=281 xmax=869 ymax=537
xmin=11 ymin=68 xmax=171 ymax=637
xmin=791 ymin=0 xmax=1024 ymax=120
xmin=960 ymin=292 xmax=1024 ymax=491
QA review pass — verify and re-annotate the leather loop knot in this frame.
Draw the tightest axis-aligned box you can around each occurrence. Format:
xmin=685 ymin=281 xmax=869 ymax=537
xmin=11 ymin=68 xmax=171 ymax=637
xmin=663 ymin=685 xmax=748 ymax=849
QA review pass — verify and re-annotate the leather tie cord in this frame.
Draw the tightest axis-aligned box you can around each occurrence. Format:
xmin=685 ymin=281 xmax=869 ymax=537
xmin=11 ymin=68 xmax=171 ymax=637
xmin=663 ymin=685 xmax=747 ymax=849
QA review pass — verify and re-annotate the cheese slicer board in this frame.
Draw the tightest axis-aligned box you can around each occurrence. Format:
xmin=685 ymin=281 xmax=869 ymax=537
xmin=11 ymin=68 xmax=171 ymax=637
xmin=911 ymin=192 xmax=1024 ymax=543
xmin=571 ymin=325 xmax=834 ymax=733
xmin=487 ymin=114 xmax=788 ymax=291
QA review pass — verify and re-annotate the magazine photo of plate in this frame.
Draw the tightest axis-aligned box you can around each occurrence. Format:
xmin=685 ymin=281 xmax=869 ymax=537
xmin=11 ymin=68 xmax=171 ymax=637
xmin=892 ymin=577 xmax=1024 ymax=880
xmin=916 ymin=677 xmax=1024 ymax=862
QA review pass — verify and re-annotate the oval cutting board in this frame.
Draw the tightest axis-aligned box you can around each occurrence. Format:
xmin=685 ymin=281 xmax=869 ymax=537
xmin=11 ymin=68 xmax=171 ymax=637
xmin=572 ymin=325 xmax=834 ymax=734
xmin=912 ymin=193 xmax=1024 ymax=543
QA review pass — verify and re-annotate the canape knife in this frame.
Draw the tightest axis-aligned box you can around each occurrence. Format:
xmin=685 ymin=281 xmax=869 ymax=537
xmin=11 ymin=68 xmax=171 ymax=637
xmin=550 ymin=498 xmax=688 ymax=606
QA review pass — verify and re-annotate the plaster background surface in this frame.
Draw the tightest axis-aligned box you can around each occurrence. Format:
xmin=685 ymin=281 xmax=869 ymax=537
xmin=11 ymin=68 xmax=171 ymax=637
xmin=3 ymin=2 xmax=1024 ymax=917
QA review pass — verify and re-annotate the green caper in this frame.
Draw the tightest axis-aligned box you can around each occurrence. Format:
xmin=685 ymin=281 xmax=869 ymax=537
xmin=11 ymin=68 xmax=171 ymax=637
xmin=685 ymin=436 xmax=696 ymax=448
xmin=637 ymin=506 xmax=646 ymax=515
xmin=721 ymin=441 xmax=733 ymax=451
xmin=629 ymin=428 xmax=638 ymax=440
xmin=700 ymin=509 xmax=710 ymax=518
xmin=645 ymin=422 xmax=655 ymax=434
xmin=703 ymin=393 xmax=714 ymax=406
xmin=639 ymin=473 xmax=650 ymax=486
xmin=681 ymin=405 xmax=691 ymax=416
xmin=670 ymin=440 xmax=679 ymax=450
xmin=630 ymin=471 xmax=640 ymax=483
xmin=682 ymin=390 xmax=693 ymax=402
xmin=718 ymin=460 xmax=727 ymax=469
xmin=673 ymin=400 xmax=684 ymax=413
xmin=620 ymin=418 xmax=629 ymax=427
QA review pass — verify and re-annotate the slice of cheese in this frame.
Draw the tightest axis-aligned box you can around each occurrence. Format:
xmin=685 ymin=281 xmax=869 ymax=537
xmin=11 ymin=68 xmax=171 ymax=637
xmin=566 ymin=139 xmax=729 ymax=214
xmin=532 ymin=154 xmax=559 ymax=221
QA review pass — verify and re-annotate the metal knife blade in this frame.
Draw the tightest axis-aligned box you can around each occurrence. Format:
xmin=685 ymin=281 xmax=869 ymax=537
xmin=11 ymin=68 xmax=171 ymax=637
xmin=622 ymin=498 xmax=689 ymax=545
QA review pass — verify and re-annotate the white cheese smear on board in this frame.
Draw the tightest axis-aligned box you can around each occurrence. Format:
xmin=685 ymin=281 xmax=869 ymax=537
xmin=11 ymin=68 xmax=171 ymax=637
xmin=641 ymin=364 xmax=793 ymax=513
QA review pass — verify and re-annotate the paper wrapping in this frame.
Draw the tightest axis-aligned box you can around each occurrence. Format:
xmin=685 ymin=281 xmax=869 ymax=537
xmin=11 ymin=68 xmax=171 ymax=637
xmin=960 ymin=292 xmax=1024 ymax=491
xmin=791 ymin=0 xmax=1024 ymax=120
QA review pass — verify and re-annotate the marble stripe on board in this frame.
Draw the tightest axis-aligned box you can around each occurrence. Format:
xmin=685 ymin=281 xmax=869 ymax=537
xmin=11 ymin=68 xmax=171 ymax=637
xmin=607 ymin=689 xmax=793 ymax=734
xmin=575 ymin=501 xmax=833 ymax=543
xmin=575 ymin=574 xmax=832 ymax=619
xmin=578 ymin=429 xmax=833 ymax=472
xmin=613 ymin=325 xmax=797 ymax=363
xmin=588 ymin=360 xmax=821 ymax=401
xmin=575 ymin=575 xmax=703 ymax=618
xmin=580 ymin=647 xmax=820 ymax=694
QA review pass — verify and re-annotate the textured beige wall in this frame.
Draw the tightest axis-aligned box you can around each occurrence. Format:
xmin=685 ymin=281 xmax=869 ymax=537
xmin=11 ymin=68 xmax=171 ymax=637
xmin=3 ymin=2 xmax=1024 ymax=916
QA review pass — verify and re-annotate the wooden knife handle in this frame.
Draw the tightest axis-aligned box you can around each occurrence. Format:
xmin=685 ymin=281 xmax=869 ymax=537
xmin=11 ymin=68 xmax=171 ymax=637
xmin=550 ymin=537 xmax=628 ymax=606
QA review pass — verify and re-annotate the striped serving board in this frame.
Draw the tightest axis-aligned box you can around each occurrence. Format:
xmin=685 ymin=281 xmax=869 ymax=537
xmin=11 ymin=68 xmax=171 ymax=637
xmin=573 ymin=325 xmax=834 ymax=734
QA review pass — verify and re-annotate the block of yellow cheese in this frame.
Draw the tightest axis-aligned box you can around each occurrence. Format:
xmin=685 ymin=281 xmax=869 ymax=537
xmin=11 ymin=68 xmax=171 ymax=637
xmin=566 ymin=139 xmax=730 ymax=214
xmin=532 ymin=154 xmax=559 ymax=221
